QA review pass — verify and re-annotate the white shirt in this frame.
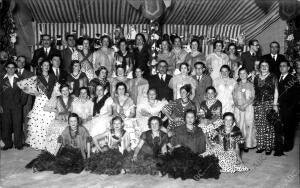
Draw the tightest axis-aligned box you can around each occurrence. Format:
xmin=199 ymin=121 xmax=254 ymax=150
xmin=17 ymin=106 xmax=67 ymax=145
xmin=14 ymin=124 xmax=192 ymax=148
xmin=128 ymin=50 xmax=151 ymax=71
xmin=196 ymin=75 xmax=203 ymax=81
xmin=52 ymin=67 xmax=60 ymax=76
xmin=44 ymin=47 xmax=51 ymax=55
xmin=271 ymin=54 xmax=277 ymax=61
xmin=4 ymin=74 xmax=18 ymax=88
xmin=280 ymin=73 xmax=288 ymax=81
xmin=69 ymin=47 xmax=75 ymax=53
xmin=18 ymin=68 xmax=24 ymax=75
xmin=159 ymin=73 xmax=166 ymax=81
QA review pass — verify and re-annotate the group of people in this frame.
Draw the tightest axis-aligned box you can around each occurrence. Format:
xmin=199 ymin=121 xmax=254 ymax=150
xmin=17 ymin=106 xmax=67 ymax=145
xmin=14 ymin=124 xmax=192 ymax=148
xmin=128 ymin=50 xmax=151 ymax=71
xmin=0 ymin=32 xmax=299 ymax=177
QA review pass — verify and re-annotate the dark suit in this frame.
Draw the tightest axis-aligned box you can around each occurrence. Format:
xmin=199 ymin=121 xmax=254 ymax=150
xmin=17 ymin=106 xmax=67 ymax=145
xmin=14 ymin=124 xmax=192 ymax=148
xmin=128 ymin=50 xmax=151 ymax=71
xmin=0 ymin=75 xmax=28 ymax=148
xmin=61 ymin=47 xmax=74 ymax=73
xmin=49 ymin=67 xmax=68 ymax=84
xmin=261 ymin=54 xmax=286 ymax=78
xmin=278 ymin=73 xmax=299 ymax=150
xmin=31 ymin=47 xmax=60 ymax=68
xmin=149 ymin=74 xmax=173 ymax=101
xmin=241 ymin=51 xmax=260 ymax=73
xmin=192 ymin=75 xmax=212 ymax=110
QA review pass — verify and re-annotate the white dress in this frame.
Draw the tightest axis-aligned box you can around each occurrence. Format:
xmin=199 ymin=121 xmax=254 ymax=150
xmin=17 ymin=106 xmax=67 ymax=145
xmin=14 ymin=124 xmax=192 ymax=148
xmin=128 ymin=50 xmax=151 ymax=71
xmin=214 ymin=78 xmax=236 ymax=114
xmin=136 ymin=100 xmax=168 ymax=132
xmin=84 ymin=97 xmax=114 ymax=137
xmin=206 ymin=52 xmax=229 ymax=81
xmin=71 ymin=98 xmax=94 ymax=120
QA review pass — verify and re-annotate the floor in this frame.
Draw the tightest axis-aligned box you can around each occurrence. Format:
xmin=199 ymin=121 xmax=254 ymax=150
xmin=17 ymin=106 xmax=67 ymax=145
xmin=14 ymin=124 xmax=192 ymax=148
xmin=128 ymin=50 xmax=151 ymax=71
xmin=0 ymin=128 xmax=299 ymax=188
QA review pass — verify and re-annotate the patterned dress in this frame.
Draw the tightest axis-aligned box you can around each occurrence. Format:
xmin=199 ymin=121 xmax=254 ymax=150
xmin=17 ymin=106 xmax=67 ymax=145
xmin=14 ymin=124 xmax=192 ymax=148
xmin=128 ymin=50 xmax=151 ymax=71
xmin=72 ymin=50 xmax=95 ymax=81
xmin=214 ymin=77 xmax=236 ymax=113
xmin=128 ymin=78 xmax=149 ymax=105
xmin=163 ymin=99 xmax=196 ymax=129
xmin=253 ymin=74 xmax=277 ymax=152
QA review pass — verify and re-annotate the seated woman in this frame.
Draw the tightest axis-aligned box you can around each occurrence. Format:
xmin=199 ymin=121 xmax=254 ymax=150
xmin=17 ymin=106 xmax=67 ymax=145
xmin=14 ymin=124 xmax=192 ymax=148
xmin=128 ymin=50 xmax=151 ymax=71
xmin=162 ymin=84 xmax=196 ymax=130
xmin=170 ymin=109 xmax=206 ymax=154
xmin=67 ymin=60 xmax=88 ymax=97
xmin=198 ymin=86 xmax=223 ymax=137
xmin=88 ymin=66 xmax=110 ymax=98
xmin=84 ymin=84 xmax=113 ymax=137
xmin=71 ymin=87 xmax=94 ymax=124
xmin=44 ymin=84 xmax=75 ymax=154
xmin=136 ymin=88 xmax=168 ymax=133
xmin=109 ymin=65 xmax=130 ymax=97
xmin=112 ymin=82 xmax=138 ymax=149
xmin=203 ymin=112 xmax=249 ymax=173
xmin=93 ymin=116 xmax=131 ymax=154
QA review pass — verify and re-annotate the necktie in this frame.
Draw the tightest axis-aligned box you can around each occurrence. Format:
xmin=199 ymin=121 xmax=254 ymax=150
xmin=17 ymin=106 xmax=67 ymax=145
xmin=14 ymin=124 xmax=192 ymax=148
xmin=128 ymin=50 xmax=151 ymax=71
xmin=56 ymin=68 xmax=59 ymax=79
xmin=197 ymin=76 xmax=200 ymax=82
xmin=279 ymin=75 xmax=284 ymax=82
xmin=18 ymin=69 xmax=22 ymax=75
xmin=160 ymin=74 xmax=164 ymax=82
xmin=272 ymin=55 xmax=276 ymax=61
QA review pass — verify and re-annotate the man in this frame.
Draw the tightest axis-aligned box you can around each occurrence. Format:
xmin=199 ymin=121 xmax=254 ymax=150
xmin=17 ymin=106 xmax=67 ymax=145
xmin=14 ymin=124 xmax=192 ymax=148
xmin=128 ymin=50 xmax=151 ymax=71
xmin=149 ymin=60 xmax=173 ymax=101
xmin=171 ymin=36 xmax=187 ymax=74
xmin=61 ymin=34 xmax=76 ymax=73
xmin=16 ymin=56 xmax=34 ymax=143
xmin=49 ymin=54 xmax=68 ymax=84
xmin=241 ymin=39 xmax=260 ymax=74
xmin=0 ymin=62 xmax=28 ymax=150
xmin=192 ymin=62 xmax=212 ymax=110
xmin=31 ymin=34 xmax=60 ymax=69
xmin=262 ymin=41 xmax=286 ymax=78
xmin=278 ymin=61 xmax=299 ymax=152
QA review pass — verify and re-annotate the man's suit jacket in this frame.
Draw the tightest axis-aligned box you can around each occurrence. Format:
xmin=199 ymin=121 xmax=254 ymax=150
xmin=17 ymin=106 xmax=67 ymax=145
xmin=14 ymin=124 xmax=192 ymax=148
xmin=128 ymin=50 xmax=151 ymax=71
xmin=261 ymin=54 xmax=286 ymax=78
xmin=18 ymin=69 xmax=34 ymax=80
xmin=192 ymin=74 xmax=212 ymax=109
xmin=61 ymin=47 xmax=73 ymax=73
xmin=241 ymin=51 xmax=260 ymax=73
xmin=31 ymin=47 xmax=60 ymax=68
xmin=49 ymin=67 xmax=68 ymax=84
xmin=149 ymin=74 xmax=173 ymax=101
xmin=278 ymin=74 xmax=298 ymax=109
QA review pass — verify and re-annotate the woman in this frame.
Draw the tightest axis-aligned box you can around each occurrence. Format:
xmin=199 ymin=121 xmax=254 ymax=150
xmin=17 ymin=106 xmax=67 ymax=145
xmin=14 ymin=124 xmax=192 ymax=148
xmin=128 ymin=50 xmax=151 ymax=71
xmin=253 ymin=60 xmax=278 ymax=155
xmin=214 ymin=65 xmax=236 ymax=114
xmin=133 ymin=33 xmax=150 ymax=79
xmin=67 ymin=60 xmax=88 ymax=97
xmin=162 ymin=84 xmax=196 ymax=129
xmin=136 ymin=88 xmax=168 ymax=133
xmin=185 ymin=39 xmax=206 ymax=74
xmin=89 ymin=66 xmax=110 ymax=98
xmin=206 ymin=40 xmax=229 ymax=81
xmin=233 ymin=68 xmax=256 ymax=151
xmin=112 ymin=82 xmax=138 ymax=149
xmin=43 ymin=84 xmax=75 ymax=154
xmin=23 ymin=60 xmax=57 ymax=150
xmin=109 ymin=65 xmax=129 ymax=97
xmin=128 ymin=67 xmax=149 ymax=105
xmin=93 ymin=35 xmax=115 ymax=75
xmin=72 ymin=37 xmax=95 ymax=81
xmin=93 ymin=116 xmax=131 ymax=154
xmin=115 ymin=38 xmax=134 ymax=77
xmin=84 ymin=84 xmax=113 ymax=137
xmin=168 ymin=62 xmax=196 ymax=100
xmin=203 ymin=112 xmax=249 ymax=173
xmin=198 ymin=86 xmax=223 ymax=137
xmin=71 ymin=87 xmax=94 ymax=124
xmin=227 ymin=43 xmax=242 ymax=70
xmin=157 ymin=39 xmax=176 ymax=75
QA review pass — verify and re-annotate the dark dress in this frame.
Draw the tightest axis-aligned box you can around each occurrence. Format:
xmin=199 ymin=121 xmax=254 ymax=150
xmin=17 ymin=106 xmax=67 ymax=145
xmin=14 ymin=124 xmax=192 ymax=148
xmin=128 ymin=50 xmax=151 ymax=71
xmin=116 ymin=50 xmax=134 ymax=72
xmin=67 ymin=72 xmax=88 ymax=97
xmin=253 ymin=74 xmax=277 ymax=152
xmin=88 ymin=78 xmax=110 ymax=97
xmin=133 ymin=45 xmax=150 ymax=79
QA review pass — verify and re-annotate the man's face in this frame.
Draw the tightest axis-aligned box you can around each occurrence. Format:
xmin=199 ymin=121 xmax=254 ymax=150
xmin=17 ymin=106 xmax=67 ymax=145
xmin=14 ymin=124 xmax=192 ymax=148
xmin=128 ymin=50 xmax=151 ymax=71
xmin=279 ymin=62 xmax=289 ymax=74
xmin=158 ymin=62 xmax=167 ymax=74
xmin=17 ymin=57 xmax=26 ymax=69
xmin=270 ymin=42 xmax=279 ymax=55
xmin=251 ymin=41 xmax=259 ymax=52
xmin=51 ymin=56 xmax=61 ymax=68
xmin=42 ymin=36 xmax=51 ymax=48
xmin=67 ymin=36 xmax=76 ymax=47
xmin=173 ymin=38 xmax=181 ymax=48
xmin=6 ymin=64 xmax=16 ymax=75
xmin=195 ymin=64 xmax=204 ymax=75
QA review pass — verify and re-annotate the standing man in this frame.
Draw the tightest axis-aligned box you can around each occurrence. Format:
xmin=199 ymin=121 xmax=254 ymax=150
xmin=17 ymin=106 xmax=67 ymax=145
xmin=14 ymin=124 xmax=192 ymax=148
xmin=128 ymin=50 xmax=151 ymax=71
xmin=0 ymin=62 xmax=27 ymax=150
xmin=241 ymin=39 xmax=260 ymax=75
xmin=261 ymin=41 xmax=286 ymax=78
xmin=61 ymin=34 xmax=76 ymax=73
xmin=49 ymin=54 xmax=68 ymax=84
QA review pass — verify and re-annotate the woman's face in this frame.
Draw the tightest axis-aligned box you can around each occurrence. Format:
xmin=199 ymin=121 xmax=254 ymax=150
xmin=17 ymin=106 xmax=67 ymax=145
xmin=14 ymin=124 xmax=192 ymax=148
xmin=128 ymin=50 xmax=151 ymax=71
xmin=117 ymin=85 xmax=126 ymax=96
xmin=148 ymin=89 xmax=157 ymax=100
xmin=180 ymin=88 xmax=189 ymax=99
xmin=228 ymin=45 xmax=236 ymax=55
xmin=120 ymin=42 xmax=127 ymax=51
xmin=206 ymin=89 xmax=216 ymax=100
xmin=191 ymin=41 xmax=198 ymax=51
xmin=113 ymin=119 xmax=122 ymax=131
xmin=102 ymin=38 xmax=109 ymax=47
xmin=260 ymin=62 xmax=269 ymax=73
xmin=215 ymin=42 xmax=223 ymax=52
xmin=150 ymin=119 xmax=160 ymax=132
xmin=69 ymin=117 xmax=78 ymax=130
xmin=99 ymin=69 xmax=107 ymax=80
xmin=83 ymin=40 xmax=90 ymax=50
xmin=136 ymin=35 xmax=144 ymax=46
xmin=73 ymin=63 xmax=81 ymax=73
xmin=220 ymin=67 xmax=230 ymax=78
xmin=79 ymin=89 xmax=88 ymax=99
xmin=161 ymin=41 xmax=169 ymax=52
xmin=117 ymin=67 xmax=125 ymax=77
xmin=61 ymin=87 xmax=70 ymax=97
xmin=41 ymin=61 xmax=50 ymax=72
xmin=95 ymin=85 xmax=104 ymax=97
xmin=185 ymin=112 xmax=195 ymax=125
xmin=135 ymin=68 xmax=143 ymax=78
xmin=224 ymin=115 xmax=234 ymax=128
xmin=239 ymin=70 xmax=248 ymax=80
xmin=180 ymin=65 xmax=189 ymax=75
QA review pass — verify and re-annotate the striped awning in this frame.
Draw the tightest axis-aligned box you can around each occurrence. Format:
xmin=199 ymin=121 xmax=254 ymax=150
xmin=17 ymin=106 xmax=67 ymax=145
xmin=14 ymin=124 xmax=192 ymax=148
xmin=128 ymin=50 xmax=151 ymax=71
xmin=26 ymin=0 xmax=275 ymax=25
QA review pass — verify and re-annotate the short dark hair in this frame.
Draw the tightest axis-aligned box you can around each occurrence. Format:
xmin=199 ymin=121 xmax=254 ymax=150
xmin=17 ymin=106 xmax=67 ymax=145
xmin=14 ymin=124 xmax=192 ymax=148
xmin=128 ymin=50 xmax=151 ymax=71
xmin=5 ymin=61 xmax=17 ymax=68
xmin=194 ymin=61 xmax=206 ymax=69
xmin=206 ymin=86 xmax=216 ymax=93
xmin=17 ymin=55 xmax=26 ymax=62
xmin=220 ymin=64 xmax=231 ymax=72
xmin=222 ymin=112 xmax=236 ymax=122
xmin=259 ymin=59 xmax=270 ymax=69
xmin=65 ymin=34 xmax=75 ymax=41
xmin=157 ymin=60 xmax=168 ymax=67
xmin=227 ymin=43 xmax=237 ymax=52
xmin=238 ymin=67 xmax=249 ymax=75
xmin=213 ymin=40 xmax=224 ymax=49
xmin=59 ymin=83 xmax=70 ymax=92
xmin=70 ymin=60 xmax=80 ymax=73
xmin=96 ymin=66 xmax=108 ymax=77
xmin=135 ymin=33 xmax=146 ymax=43
xmin=184 ymin=109 xmax=197 ymax=123
xmin=148 ymin=116 xmax=163 ymax=129
xmin=179 ymin=62 xmax=189 ymax=71
xmin=147 ymin=87 xmax=157 ymax=95
xmin=79 ymin=87 xmax=90 ymax=97
xmin=68 ymin=113 xmax=80 ymax=123
xmin=118 ymin=38 xmax=127 ymax=47
xmin=279 ymin=60 xmax=290 ymax=67
xmin=115 ymin=82 xmax=127 ymax=94
xmin=270 ymin=41 xmax=280 ymax=49
xmin=180 ymin=84 xmax=192 ymax=94
xmin=248 ymin=39 xmax=259 ymax=47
